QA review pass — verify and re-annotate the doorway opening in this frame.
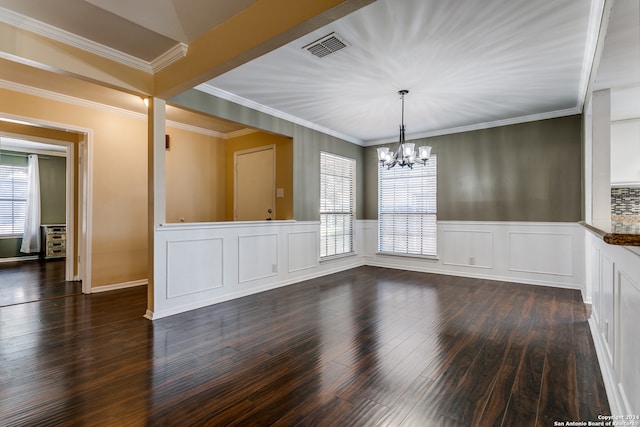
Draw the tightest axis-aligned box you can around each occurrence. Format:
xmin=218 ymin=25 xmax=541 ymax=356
xmin=0 ymin=116 xmax=91 ymax=300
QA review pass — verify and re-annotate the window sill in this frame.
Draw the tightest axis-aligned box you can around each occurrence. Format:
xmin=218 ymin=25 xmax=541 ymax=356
xmin=0 ymin=235 xmax=22 ymax=240
xmin=319 ymin=251 xmax=357 ymax=263
xmin=376 ymin=252 xmax=439 ymax=261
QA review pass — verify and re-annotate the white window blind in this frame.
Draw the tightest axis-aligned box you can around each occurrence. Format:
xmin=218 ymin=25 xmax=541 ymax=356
xmin=0 ymin=164 xmax=28 ymax=235
xmin=320 ymin=152 xmax=355 ymax=258
xmin=378 ymin=155 xmax=437 ymax=256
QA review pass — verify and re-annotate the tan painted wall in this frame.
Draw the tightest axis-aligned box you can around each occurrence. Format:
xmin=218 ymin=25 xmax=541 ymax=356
xmin=165 ymin=128 xmax=226 ymax=223
xmin=225 ymin=132 xmax=293 ymax=221
xmin=0 ymin=88 xmax=148 ymax=287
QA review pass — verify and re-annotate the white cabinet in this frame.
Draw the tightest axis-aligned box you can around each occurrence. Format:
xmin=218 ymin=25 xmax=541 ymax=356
xmin=611 ymin=120 xmax=640 ymax=185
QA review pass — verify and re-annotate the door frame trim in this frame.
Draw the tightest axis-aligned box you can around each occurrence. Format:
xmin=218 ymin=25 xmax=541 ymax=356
xmin=0 ymin=112 xmax=92 ymax=292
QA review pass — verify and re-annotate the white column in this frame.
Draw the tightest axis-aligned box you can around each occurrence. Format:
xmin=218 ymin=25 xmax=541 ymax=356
xmin=147 ymin=97 xmax=166 ymax=317
xmin=591 ymin=89 xmax=611 ymax=224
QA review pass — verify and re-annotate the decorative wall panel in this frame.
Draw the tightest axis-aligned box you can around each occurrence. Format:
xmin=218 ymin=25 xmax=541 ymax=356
xmin=166 ymin=238 xmax=223 ymax=298
xmin=442 ymin=230 xmax=493 ymax=268
xmin=288 ymin=231 xmax=318 ymax=272
xmin=618 ymin=272 xmax=640 ymax=411
xmin=238 ymin=233 xmax=278 ymax=283
xmin=508 ymin=232 xmax=573 ymax=276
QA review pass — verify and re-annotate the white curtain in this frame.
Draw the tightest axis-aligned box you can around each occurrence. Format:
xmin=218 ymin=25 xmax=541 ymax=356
xmin=20 ymin=154 xmax=41 ymax=253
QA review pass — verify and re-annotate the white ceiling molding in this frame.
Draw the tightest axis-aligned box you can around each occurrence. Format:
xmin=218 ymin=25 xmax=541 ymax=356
xmin=201 ymin=78 xmax=584 ymax=147
xmin=165 ymin=120 xmax=226 ymax=139
xmin=195 ymin=83 xmax=364 ymax=145
xmin=150 ymin=43 xmax=189 ymax=73
xmin=0 ymin=79 xmax=224 ymax=139
xmin=0 ymin=6 xmax=187 ymax=73
xmin=577 ymin=0 xmax=606 ymax=111
xmin=0 ymin=79 xmax=147 ymax=121
xmin=366 ymin=107 xmax=582 ymax=146
xmin=224 ymin=128 xmax=260 ymax=140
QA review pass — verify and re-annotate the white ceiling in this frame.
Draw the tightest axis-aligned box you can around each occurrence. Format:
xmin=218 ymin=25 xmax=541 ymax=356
xmin=201 ymin=0 xmax=600 ymax=144
xmin=1 ymin=0 xmax=637 ymax=143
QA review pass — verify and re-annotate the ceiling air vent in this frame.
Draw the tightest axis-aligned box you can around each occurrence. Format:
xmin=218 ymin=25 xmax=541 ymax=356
xmin=303 ymin=32 xmax=349 ymax=58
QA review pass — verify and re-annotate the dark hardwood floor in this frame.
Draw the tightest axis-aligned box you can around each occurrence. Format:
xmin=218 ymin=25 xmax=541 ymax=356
xmin=0 ymin=266 xmax=609 ymax=426
xmin=0 ymin=259 xmax=80 ymax=307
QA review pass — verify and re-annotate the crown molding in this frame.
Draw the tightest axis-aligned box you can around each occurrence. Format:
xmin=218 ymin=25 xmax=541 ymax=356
xmin=151 ymin=43 xmax=189 ymax=72
xmin=195 ymin=83 xmax=364 ymax=145
xmin=196 ymin=86 xmax=583 ymax=148
xmin=0 ymin=7 xmax=187 ymax=74
xmin=0 ymin=79 xmax=147 ymax=120
xmin=577 ymin=0 xmax=606 ymax=112
xmin=365 ymin=107 xmax=582 ymax=146
xmin=165 ymin=121 xmax=225 ymax=139
xmin=0 ymin=80 xmax=225 ymax=139
xmin=224 ymin=128 xmax=259 ymax=140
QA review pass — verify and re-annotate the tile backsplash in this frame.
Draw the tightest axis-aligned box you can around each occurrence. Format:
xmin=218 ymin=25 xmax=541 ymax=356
xmin=611 ymin=187 xmax=640 ymax=216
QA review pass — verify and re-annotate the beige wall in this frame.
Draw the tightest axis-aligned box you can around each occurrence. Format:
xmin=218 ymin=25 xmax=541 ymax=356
xmin=225 ymin=131 xmax=293 ymax=221
xmin=1 ymin=88 xmax=147 ymax=287
xmin=165 ymin=128 xmax=225 ymax=223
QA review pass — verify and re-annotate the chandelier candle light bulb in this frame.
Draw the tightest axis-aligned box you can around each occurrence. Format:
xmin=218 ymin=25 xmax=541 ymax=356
xmin=377 ymin=90 xmax=432 ymax=169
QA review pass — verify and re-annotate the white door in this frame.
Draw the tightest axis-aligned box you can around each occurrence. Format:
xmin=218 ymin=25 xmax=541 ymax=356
xmin=235 ymin=146 xmax=275 ymax=221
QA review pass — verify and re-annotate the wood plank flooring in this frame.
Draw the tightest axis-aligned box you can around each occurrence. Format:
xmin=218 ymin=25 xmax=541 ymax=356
xmin=0 ymin=266 xmax=609 ymax=426
xmin=0 ymin=259 xmax=80 ymax=307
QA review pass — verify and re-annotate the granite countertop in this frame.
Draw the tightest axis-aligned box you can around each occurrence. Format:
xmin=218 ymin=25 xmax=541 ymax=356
xmin=580 ymin=216 xmax=640 ymax=246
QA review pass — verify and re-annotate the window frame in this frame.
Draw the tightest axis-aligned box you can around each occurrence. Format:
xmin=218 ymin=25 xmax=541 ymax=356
xmin=320 ymin=151 xmax=356 ymax=260
xmin=377 ymin=155 xmax=437 ymax=258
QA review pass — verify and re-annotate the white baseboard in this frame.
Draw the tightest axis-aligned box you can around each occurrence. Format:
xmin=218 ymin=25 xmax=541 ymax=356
xmin=148 ymin=258 xmax=364 ymax=320
xmin=91 ymin=279 xmax=147 ymax=293
xmin=364 ymin=257 xmax=585 ymax=293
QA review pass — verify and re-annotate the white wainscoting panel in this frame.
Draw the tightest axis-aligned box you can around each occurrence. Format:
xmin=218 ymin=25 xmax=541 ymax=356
xmin=590 ymin=245 xmax=601 ymax=322
xmin=363 ymin=221 xmax=585 ymax=292
xmin=585 ymin=228 xmax=640 ymax=417
xmin=600 ymin=254 xmax=615 ymax=364
xmin=508 ymin=232 xmax=573 ymax=276
xmin=166 ymin=238 xmax=223 ymax=298
xmin=617 ymin=271 xmax=640 ymax=413
xmin=288 ymin=231 xmax=318 ymax=272
xmin=238 ymin=233 xmax=278 ymax=283
xmin=443 ymin=230 xmax=493 ymax=268
xmin=151 ymin=221 xmax=363 ymax=320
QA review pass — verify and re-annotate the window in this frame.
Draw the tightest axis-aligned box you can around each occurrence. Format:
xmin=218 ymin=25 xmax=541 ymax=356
xmin=0 ymin=164 xmax=28 ymax=236
xmin=320 ymin=152 xmax=355 ymax=258
xmin=378 ymin=155 xmax=437 ymax=256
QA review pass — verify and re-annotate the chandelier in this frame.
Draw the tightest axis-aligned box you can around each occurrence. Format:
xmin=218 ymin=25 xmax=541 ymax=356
xmin=377 ymin=90 xmax=431 ymax=169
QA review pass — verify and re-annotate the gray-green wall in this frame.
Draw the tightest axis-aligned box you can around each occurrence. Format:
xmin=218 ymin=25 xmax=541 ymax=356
xmin=0 ymin=151 xmax=66 ymax=258
xmin=171 ymin=91 xmax=583 ymax=224
xmin=365 ymin=115 xmax=583 ymax=221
